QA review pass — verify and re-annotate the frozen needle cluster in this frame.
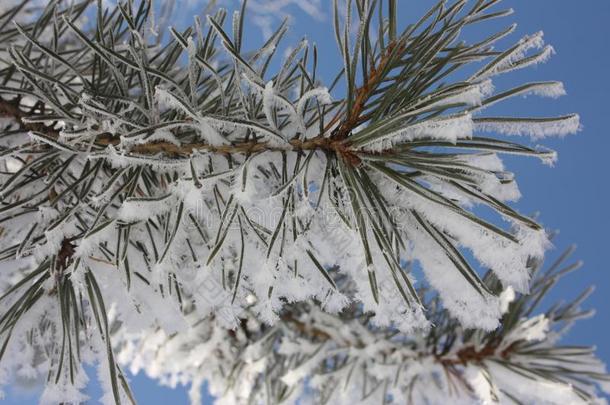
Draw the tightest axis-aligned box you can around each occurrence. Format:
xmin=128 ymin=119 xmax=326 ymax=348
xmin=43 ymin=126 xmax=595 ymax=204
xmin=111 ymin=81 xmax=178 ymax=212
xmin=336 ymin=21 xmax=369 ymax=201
xmin=0 ymin=0 xmax=606 ymax=403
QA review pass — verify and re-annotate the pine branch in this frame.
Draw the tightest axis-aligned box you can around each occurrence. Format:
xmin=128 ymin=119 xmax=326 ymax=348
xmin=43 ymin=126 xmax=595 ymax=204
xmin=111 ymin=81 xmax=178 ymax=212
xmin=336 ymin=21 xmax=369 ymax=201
xmin=0 ymin=1 xmax=601 ymax=403
xmin=0 ymin=95 xmax=360 ymax=160
xmin=0 ymin=65 xmax=380 ymax=168
xmin=118 ymin=246 xmax=609 ymax=404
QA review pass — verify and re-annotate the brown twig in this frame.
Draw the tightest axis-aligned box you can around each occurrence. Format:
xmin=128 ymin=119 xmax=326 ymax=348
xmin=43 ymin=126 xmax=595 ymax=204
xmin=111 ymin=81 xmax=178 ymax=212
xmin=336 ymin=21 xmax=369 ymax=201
xmin=0 ymin=96 xmax=61 ymax=137
xmin=0 ymin=43 xmax=403 ymax=167
xmin=95 ymin=131 xmax=362 ymax=164
xmin=279 ymin=311 xmax=519 ymax=370
xmin=0 ymin=97 xmax=366 ymax=165
xmin=330 ymin=41 xmax=405 ymax=143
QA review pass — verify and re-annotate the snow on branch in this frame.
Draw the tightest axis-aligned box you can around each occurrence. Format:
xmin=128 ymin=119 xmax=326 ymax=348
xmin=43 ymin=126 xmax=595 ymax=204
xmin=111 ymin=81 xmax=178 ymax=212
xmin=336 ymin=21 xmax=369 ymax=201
xmin=0 ymin=0 xmax=604 ymax=403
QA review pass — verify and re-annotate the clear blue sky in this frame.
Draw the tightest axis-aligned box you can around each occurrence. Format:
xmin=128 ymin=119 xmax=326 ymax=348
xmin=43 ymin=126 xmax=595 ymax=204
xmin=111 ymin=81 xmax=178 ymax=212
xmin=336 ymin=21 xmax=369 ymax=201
xmin=4 ymin=0 xmax=610 ymax=403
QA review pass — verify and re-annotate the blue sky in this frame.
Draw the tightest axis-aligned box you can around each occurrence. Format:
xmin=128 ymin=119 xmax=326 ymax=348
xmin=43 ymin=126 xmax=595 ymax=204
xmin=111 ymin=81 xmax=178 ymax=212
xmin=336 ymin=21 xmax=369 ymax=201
xmin=4 ymin=0 xmax=610 ymax=403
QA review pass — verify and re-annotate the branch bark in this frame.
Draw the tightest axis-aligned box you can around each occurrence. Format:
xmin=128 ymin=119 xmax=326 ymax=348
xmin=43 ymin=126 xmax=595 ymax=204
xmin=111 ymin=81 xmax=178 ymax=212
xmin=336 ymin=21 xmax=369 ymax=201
xmin=0 ymin=44 xmax=404 ymax=167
